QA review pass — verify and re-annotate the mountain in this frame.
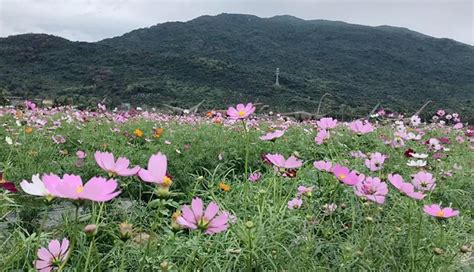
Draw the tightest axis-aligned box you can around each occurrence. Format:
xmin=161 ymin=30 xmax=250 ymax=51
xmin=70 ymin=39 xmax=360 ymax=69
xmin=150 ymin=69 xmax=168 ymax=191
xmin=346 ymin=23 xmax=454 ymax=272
xmin=0 ymin=13 xmax=473 ymax=120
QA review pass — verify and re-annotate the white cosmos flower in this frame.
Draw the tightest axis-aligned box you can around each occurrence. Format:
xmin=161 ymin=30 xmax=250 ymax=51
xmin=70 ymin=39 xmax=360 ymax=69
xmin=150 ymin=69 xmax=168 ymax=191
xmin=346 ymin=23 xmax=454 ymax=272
xmin=5 ymin=136 xmax=13 ymax=145
xmin=407 ymin=160 xmax=427 ymax=167
xmin=412 ymin=153 xmax=428 ymax=159
xmin=407 ymin=132 xmax=422 ymax=140
xmin=20 ymin=174 xmax=49 ymax=196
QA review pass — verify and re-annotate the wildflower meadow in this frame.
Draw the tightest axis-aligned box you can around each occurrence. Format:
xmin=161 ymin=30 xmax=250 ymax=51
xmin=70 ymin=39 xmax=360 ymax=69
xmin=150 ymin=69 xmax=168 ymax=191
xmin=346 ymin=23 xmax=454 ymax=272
xmin=0 ymin=102 xmax=472 ymax=271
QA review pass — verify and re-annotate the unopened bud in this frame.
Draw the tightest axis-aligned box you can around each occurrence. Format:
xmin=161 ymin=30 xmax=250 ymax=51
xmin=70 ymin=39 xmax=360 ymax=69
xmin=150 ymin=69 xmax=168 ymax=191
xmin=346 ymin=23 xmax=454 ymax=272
xmin=245 ymin=221 xmax=255 ymax=229
xmin=433 ymin=248 xmax=444 ymax=255
xmin=460 ymin=245 xmax=471 ymax=253
xmin=119 ymin=222 xmax=133 ymax=240
xmin=160 ymin=261 xmax=169 ymax=271
xmin=83 ymin=224 xmax=97 ymax=235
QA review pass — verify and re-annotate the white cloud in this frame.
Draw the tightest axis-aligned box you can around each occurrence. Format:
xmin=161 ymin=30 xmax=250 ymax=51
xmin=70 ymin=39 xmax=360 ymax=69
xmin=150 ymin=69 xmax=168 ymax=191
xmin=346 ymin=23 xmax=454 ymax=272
xmin=0 ymin=0 xmax=472 ymax=44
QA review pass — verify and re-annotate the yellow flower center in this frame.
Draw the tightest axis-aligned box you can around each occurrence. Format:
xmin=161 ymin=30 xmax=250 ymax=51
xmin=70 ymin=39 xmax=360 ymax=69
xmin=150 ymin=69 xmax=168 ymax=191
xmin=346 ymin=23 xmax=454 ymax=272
xmin=238 ymin=111 xmax=245 ymax=116
xmin=163 ymin=176 xmax=173 ymax=187
xmin=436 ymin=210 xmax=445 ymax=217
xmin=108 ymin=172 xmax=117 ymax=177
xmin=76 ymin=186 xmax=84 ymax=193
xmin=172 ymin=211 xmax=182 ymax=221
xmin=338 ymin=174 xmax=346 ymax=180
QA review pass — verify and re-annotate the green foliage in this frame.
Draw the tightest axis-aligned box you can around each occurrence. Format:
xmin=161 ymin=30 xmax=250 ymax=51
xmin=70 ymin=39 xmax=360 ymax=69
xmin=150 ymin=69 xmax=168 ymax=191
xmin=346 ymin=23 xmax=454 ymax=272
xmin=0 ymin=113 xmax=473 ymax=270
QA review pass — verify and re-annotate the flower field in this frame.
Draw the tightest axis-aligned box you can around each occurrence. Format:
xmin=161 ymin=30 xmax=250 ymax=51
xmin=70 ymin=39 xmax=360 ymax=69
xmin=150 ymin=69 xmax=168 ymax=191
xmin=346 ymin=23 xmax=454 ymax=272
xmin=0 ymin=102 xmax=473 ymax=271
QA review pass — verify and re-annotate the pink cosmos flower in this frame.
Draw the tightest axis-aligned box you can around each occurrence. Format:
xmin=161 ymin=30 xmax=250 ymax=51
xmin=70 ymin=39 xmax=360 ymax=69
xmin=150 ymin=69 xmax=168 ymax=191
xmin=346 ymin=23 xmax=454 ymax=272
xmin=138 ymin=152 xmax=172 ymax=185
xmin=387 ymin=174 xmax=425 ymax=200
xmin=297 ymin=185 xmax=313 ymax=197
xmin=94 ymin=151 xmax=140 ymax=177
xmin=227 ymin=103 xmax=255 ymax=119
xmin=411 ymin=171 xmax=436 ymax=191
xmin=331 ymin=164 xmax=361 ymax=186
xmin=313 ymin=160 xmax=332 ymax=172
xmin=76 ymin=150 xmax=86 ymax=159
xmin=455 ymin=136 xmax=465 ymax=143
xmin=248 ymin=171 xmax=262 ymax=182
xmin=350 ymin=151 xmax=367 ymax=158
xmin=423 ymin=204 xmax=459 ymax=218
xmin=349 ymin=120 xmax=374 ymax=134
xmin=453 ymin=122 xmax=463 ymax=129
xmin=43 ymin=174 xmax=120 ymax=202
xmin=354 ymin=177 xmax=388 ymax=204
xmin=287 ymin=198 xmax=303 ymax=209
xmin=364 ymin=152 xmax=387 ymax=172
xmin=437 ymin=109 xmax=445 ymax=117
xmin=317 ymin=117 xmax=338 ymax=130
xmin=260 ymin=130 xmax=285 ymax=141
xmin=322 ymin=203 xmax=337 ymax=214
xmin=35 ymin=238 xmax=69 ymax=272
xmin=265 ymin=153 xmax=302 ymax=169
xmin=314 ymin=129 xmax=330 ymax=145
xmin=176 ymin=197 xmax=229 ymax=234
xmin=51 ymin=135 xmax=66 ymax=144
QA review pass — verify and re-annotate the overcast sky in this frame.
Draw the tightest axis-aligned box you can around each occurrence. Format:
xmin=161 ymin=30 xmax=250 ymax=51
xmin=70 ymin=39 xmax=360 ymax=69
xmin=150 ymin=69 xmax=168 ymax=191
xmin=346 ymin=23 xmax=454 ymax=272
xmin=0 ymin=0 xmax=472 ymax=45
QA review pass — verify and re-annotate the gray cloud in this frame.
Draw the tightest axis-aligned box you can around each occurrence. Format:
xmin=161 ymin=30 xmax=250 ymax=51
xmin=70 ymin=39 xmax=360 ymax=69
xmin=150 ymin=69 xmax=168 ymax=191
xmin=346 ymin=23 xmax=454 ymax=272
xmin=0 ymin=0 xmax=472 ymax=44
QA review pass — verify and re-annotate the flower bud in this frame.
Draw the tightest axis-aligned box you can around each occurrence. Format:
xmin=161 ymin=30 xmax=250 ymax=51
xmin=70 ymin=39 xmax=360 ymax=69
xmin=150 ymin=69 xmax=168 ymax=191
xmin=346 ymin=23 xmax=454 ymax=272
xmin=433 ymin=248 xmax=444 ymax=255
xmin=119 ymin=222 xmax=133 ymax=240
xmin=460 ymin=245 xmax=471 ymax=253
xmin=160 ymin=261 xmax=169 ymax=271
xmin=245 ymin=221 xmax=255 ymax=229
xmin=83 ymin=224 xmax=97 ymax=235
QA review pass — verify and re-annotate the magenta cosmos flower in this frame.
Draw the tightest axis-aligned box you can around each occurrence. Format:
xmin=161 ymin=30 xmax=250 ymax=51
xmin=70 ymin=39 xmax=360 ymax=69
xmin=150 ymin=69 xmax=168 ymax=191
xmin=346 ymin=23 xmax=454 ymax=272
xmin=387 ymin=174 xmax=425 ymax=200
xmin=411 ymin=171 xmax=436 ymax=191
xmin=259 ymin=130 xmax=285 ymax=141
xmin=423 ymin=204 xmax=459 ymax=218
xmin=43 ymin=174 xmax=120 ymax=202
xmin=226 ymin=103 xmax=255 ymax=119
xmin=35 ymin=238 xmax=69 ymax=272
xmin=316 ymin=117 xmax=338 ymax=130
xmin=349 ymin=120 xmax=374 ymax=134
xmin=176 ymin=197 xmax=229 ymax=234
xmin=313 ymin=160 xmax=332 ymax=172
xmin=138 ymin=152 xmax=172 ymax=187
xmin=331 ymin=164 xmax=362 ymax=186
xmin=354 ymin=177 xmax=388 ymax=204
xmin=94 ymin=151 xmax=140 ymax=177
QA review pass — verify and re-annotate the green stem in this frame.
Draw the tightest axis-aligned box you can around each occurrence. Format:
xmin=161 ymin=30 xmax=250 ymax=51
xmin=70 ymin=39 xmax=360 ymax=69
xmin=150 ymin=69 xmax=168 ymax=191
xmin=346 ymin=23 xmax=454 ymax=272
xmin=58 ymin=203 xmax=80 ymax=271
xmin=241 ymin=120 xmax=249 ymax=179
xmin=412 ymin=210 xmax=423 ymax=269
xmin=246 ymin=227 xmax=253 ymax=271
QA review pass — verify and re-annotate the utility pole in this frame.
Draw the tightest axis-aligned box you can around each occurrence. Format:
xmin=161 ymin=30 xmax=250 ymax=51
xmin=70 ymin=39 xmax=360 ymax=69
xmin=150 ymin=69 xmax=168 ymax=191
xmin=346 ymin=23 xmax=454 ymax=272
xmin=275 ymin=68 xmax=280 ymax=86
